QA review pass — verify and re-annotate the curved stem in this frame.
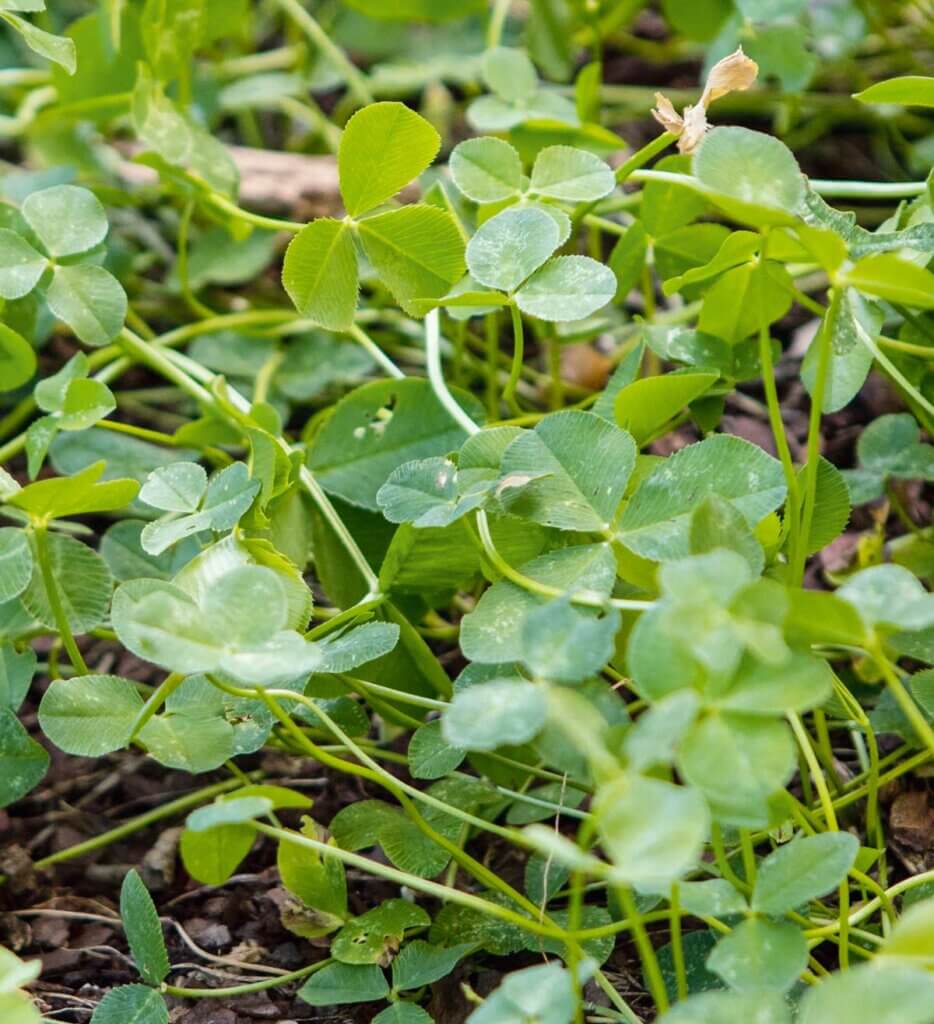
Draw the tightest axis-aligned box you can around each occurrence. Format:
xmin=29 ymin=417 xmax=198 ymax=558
xmin=32 ymin=525 xmax=89 ymax=676
xmin=504 ymin=302 xmax=525 ymax=408
xmin=164 ymin=960 xmax=328 ymax=999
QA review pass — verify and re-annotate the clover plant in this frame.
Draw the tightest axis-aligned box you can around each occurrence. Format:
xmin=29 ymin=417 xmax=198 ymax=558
xmin=1 ymin=4 xmax=934 ymax=1024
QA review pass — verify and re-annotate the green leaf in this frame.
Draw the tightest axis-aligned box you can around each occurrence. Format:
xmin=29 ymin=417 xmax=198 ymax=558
xmin=615 ymin=372 xmax=717 ymax=446
xmin=331 ymin=899 xmax=430 ymax=965
xmin=843 ymin=253 xmax=934 ymax=309
xmin=0 ymin=642 xmax=36 ymax=712
xmin=0 ymin=324 xmax=35 ymax=393
xmin=521 ymin=600 xmax=620 ymax=683
xmin=839 ymin=564 xmax=934 ymax=632
xmin=139 ymin=462 xmax=206 ymax=513
xmin=752 ymin=832 xmax=860 ymax=915
xmin=660 ymin=990 xmax=791 ymax=1024
xmin=466 ymin=207 xmax=559 ymax=293
xmin=618 ymin=434 xmax=786 ymax=561
xmin=21 ymin=533 xmax=112 ymax=633
xmin=623 ymin=690 xmax=701 ymax=772
xmin=467 ymin=962 xmax=578 ymax=1024
xmin=514 ymin=256 xmax=616 ymax=322
xmin=408 ymin=720 xmax=465 ymax=780
xmin=706 ymin=918 xmax=807 ymax=993
xmin=529 ymin=146 xmax=614 ymax=202
xmin=641 ymin=154 xmax=709 ymax=238
xmin=46 ymin=264 xmax=127 ymax=346
xmin=677 ymin=878 xmax=748 ymax=919
xmin=595 ymin=775 xmax=708 ymax=887
xmin=339 ymin=102 xmax=440 ymax=217
xmin=608 ymin=221 xmax=647 ymax=299
xmin=391 ymin=940 xmax=473 ymax=991
xmin=38 ymin=674 xmax=144 ymax=756
xmin=140 ymin=710 xmax=235 ymax=774
xmin=358 ymin=205 xmax=466 ymax=316
xmin=89 ymin=984 xmax=168 ymax=1024
xmin=277 ymin=818 xmax=347 ymax=924
xmin=689 ymin=494 xmax=765 ymax=576
xmin=460 ymin=543 xmax=616 ymax=663
xmin=281 ymin=218 xmax=358 ymax=331
xmin=140 ymin=462 xmax=259 ymax=556
xmin=482 ymin=46 xmax=537 ymax=102
xmin=186 ymin=796 xmax=273 ymax=831
xmin=679 ymin=713 xmax=795 ymax=827
xmin=879 ymin=896 xmax=934 ymax=966
xmin=712 ymin=653 xmax=834 ymax=716
xmin=299 ymin=962 xmax=390 ymax=1006
xmin=308 ymin=378 xmax=482 ymax=512
xmin=799 ymin=964 xmax=934 ymax=1024
xmin=0 ymin=12 xmax=76 ymax=73
xmin=373 ymin=1005 xmax=433 ymax=1024
xmin=443 ymin=679 xmax=547 ymax=752
xmin=697 ymin=261 xmax=792 ymax=343
xmin=0 ymin=231 xmax=46 ymax=300
xmin=797 ymin=457 xmax=850 ymax=555
xmin=119 ymin=869 xmax=169 ymax=986
xmin=0 ymin=529 xmax=33 ymax=604
xmin=21 ymin=185 xmax=108 ymax=258
xmin=498 ymin=410 xmax=636 ymax=531
xmin=10 ymin=462 xmax=137 ymax=522
xmin=376 ymin=457 xmax=488 ymax=528
xmin=855 ymin=75 xmax=934 ymax=107
xmin=798 ymin=288 xmax=880 ymax=411
xmin=0 ymin=707 xmax=48 ymax=808
xmin=692 ymin=127 xmax=804 ymax=225
xmin=450 ymin=137 xmax=523 ymax=203
xmin=180 ymin=823 xmax=254 ymax=886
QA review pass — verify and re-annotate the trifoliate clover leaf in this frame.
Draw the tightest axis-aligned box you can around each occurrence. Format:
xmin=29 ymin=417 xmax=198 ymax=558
xmin=842 ymin=413 xmax=934 ymax=504
xmin=139 ymin=461 xmax=260 ymax=556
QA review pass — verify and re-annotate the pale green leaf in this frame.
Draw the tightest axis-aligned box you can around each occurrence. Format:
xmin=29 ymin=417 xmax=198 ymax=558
xmin=466 ymin=207 xmax=559 ymax=293
xmin=450 ymin=137 xmax=522 ymax=203
xmin=45 ymin=264 xmax=127 ymax=346
xmin=299 ymin=962 xmax=389 ymax=1006
xmin=482 ymin=46 xmax=537 ymax=103
xmin=20 ymin=533 xmax=112 ymax=633
xmin=752 ymin=832 xmax=860 ymax=915
xmin=0 ymin=530 xmax=32 ymax=604
xmin=514 ymin=255 xmax=616 ymax=322
xmin=89 ymin=984 xmax=168 ymax=1024
xmin=443 ymin=679 xmax=547 ymax=751
xmin=529 ymin=145 xmax=614 ymax=202
xmin=498 ymin=410 xmax=636 ymax=531
xmin=799 ymin=964 xmax=934 ymax=1024
xmin=339 ymin=102 xmax=440 ymax=217
xmin=120 ymin=869 xmax=169 ymax=986
xmin=618 ymin=434 xmax=786 ymax=561
xmin=595 ymin=775 xmax=709 ymax=888
xmin=331 ymin=899 xmax=430 ymax=965
xmin=38 ymin=674 xmax=144 ymax=756
xmin=615 ymin=372 xmax=717 ymax=445
xmin=21 ymin=185 xmax=108 ymax=257
xmin=0 ymin=707 xmax=48 ymax=808
xmin=359 ymin=204 xmax=466 ymax=316
xmin=0 ymin=12 xmax=75 ymax=73
xmin=856 ymin=76 xmax=934 ymax=107
xmin=843 ymin=253 xmax=934 ymax=309
xmin=408 ymin=720 xmax=465 ymax=780
xmin=281 ymin=218 xmax=358 ymax=331
xmin=706 ymin=918 xmax=808 ymax=993
xmin=0 ymin=230 xmax=45 ymax=300
xmin=391 ymin=940 xmax=473 ymax=991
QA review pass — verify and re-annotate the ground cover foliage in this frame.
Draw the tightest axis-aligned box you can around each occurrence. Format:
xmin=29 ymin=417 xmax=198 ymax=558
xmin=1 ymin=1 xmax=934 ymax=1021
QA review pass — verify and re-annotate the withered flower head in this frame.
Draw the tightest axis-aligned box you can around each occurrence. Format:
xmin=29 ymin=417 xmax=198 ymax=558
xmin=651 ymin=47 xmax=758 ymax=154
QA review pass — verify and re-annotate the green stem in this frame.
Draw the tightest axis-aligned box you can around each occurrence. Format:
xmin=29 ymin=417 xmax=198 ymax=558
xmin=873 ymin=646 xmax=934 ymax=757
xmin=272 ymin=0 xmax=374 ymax=106
xmin=129 ymin=673 xmax=184 ymax=742
xmin=32 ymin=525 xmax=89 ymax=676
xmin=32 ymin=776 xmax=254 ymax=871
xmin=347 ymin=323 xmax=405 ymax=379
xmin=616 ymin=885 xmax=668 ymax=1014
xmin=164 ymin=960 xmax=328 ymax=999
xmin=795 ymin=289 xmax=839 ymax=583
xmin=504 ymin=302 xmax=525 ymax=409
